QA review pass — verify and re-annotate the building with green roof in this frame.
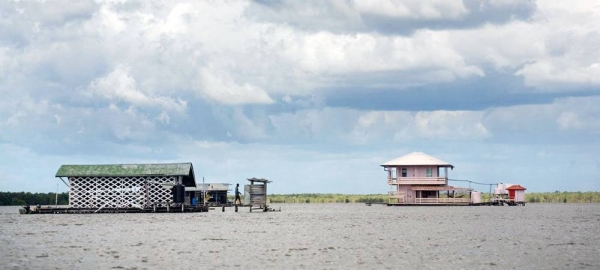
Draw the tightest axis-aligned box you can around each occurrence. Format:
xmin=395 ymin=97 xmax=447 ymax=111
xmin=55 ymin=163 xmax=196 ymax=210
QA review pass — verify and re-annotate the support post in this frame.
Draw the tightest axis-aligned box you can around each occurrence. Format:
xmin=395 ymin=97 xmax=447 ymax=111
xmin=445 ymin=167 xmax=448 ymax=184
xmin=55 ymin=181 xmax=59 ymax=207
xmin=203 ymin=177 xmax=206 ymax=207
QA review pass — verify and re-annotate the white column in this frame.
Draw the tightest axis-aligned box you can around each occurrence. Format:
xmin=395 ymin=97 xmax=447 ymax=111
xmin=445 ymin=167 xmax=449 ymax=184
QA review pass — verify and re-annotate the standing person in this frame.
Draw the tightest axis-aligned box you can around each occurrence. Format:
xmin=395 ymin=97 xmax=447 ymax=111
xmin=234 ymin=183 xmax=242 ymax=205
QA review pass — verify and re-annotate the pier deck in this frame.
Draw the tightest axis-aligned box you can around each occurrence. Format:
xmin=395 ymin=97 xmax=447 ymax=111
xmin=386 ymin=201 xmax=525 ymax=206
xmin=19 ymin=203 xmax=281 ymax=214
xmin=19 ymin=205 xmax=210 ymax=214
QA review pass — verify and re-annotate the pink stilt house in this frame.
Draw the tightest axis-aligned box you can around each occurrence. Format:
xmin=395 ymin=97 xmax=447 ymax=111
xmin=382 ymin=152 xmax=472 ymax=205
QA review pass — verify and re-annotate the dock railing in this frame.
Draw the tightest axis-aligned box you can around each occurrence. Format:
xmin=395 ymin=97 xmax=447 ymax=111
xmin=388 ymin=191 xmax=406 ymax=204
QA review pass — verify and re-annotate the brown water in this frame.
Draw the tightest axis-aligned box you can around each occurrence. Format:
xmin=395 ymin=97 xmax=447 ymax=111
xmin=1 ymin=204 xmax=599 ymax=269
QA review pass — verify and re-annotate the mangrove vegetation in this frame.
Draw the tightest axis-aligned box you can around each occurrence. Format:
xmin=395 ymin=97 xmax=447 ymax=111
xmin=1 ymin=191 xmax=600 ymax=205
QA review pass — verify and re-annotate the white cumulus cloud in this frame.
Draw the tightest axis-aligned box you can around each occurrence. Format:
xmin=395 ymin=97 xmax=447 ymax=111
xmin=354 ymin=0 xmax=468 ymax=19
xmin=197 ymin=68 xmax=275 ymax=105
xmin=88 ymin=64 xmax=187 ymax=112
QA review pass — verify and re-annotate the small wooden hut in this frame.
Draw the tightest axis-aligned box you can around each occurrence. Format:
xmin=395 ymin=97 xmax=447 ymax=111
xmin=506 ymin=185 xmax=527 ymax=204
xmin=185 ymin=183 xmax=230 ymax=206
xmin=245 ymin=178 xmax=271 ymax=212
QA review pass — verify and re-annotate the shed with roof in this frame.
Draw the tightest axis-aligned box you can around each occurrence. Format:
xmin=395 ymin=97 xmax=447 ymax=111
xmin=506 ymin=185 xmax=527 ymax=204
xmin=245 ymin=178 xmax=272 ymax=212
xmin=186 ymin=183 xmax=231 ymax=206
xmin=55 ymin=163 xmax=196 ymax=210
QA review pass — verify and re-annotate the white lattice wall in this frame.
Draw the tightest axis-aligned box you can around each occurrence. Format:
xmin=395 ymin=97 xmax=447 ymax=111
xmin=69 ymin=176 xmax=177 ymax=209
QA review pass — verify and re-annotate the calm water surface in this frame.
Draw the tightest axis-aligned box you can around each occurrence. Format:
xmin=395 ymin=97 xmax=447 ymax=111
xmin=1 ymin=203 xmax=599 ymax=269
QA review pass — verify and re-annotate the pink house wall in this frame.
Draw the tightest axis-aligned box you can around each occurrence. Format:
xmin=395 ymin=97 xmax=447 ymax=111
xmin=514 ymin=190 xmax=525 ymax=202
xmin=397 ymin=185 xmax=414 ymax=203
xmin=396 ymin=166 xmax=441 ymax=178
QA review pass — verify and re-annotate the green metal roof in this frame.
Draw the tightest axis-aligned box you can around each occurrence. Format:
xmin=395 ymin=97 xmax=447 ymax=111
xmin=55 ymin=163 xmax=196 ymax=186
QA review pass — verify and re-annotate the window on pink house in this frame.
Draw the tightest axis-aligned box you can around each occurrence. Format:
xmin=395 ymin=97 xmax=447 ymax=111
xmin=426 ymin=167 xmax=432 ymax=177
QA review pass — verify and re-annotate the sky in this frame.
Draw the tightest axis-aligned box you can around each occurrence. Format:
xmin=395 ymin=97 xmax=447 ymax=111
xmin=0 ymin=0 xmax=599 ymax=194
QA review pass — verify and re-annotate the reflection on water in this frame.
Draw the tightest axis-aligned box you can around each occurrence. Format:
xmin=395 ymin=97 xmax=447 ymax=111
xmin=1 ymin=204 xmax=599 ymax=269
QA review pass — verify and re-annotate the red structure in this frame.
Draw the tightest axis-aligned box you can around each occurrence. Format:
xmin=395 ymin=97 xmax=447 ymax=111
xmin=506 ymin=185 xmax=527 ymax=202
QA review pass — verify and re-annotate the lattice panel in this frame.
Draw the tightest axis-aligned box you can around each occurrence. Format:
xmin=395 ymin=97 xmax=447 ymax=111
xmin=68 ymin=176 xmax=177 ymax=209
xmin=69 ymin=176 xmax=94 ymax=208
xmin=146 ymin=176 xmax=176 ymax=207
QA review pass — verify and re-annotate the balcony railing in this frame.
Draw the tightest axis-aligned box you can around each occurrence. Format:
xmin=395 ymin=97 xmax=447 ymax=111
xmin=387 ymin=177 xmax=446 ymax=185
xmin=387 ymin=196 xmax=471 ymax=204
xmin=414 ymin=197 xmax=471 ymax=204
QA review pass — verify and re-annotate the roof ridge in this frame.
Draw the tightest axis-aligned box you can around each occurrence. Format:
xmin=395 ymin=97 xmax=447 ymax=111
xmin=381 ymin=151 xmax=453 ymax=167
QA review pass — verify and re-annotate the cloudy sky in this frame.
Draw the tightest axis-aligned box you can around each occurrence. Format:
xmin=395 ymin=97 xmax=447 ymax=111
xmin=1 ymin=0 xmax=599 ymax=194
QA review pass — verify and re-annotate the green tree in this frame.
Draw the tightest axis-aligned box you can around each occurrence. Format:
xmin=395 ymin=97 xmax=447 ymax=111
xmin=11 ymin=198 xmax=26 ymax=205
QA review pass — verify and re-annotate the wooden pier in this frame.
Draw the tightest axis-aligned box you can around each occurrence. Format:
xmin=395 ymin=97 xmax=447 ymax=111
xmin=19 ymin=204 xmax=209 ymax=214
xmin=385 ymin=201 xmax=525 ymax=206
xmin=19 ymin=203 xmax=282 ymax=214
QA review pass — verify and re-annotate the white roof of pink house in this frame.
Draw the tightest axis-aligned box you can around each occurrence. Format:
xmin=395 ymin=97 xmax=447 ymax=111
xmin=381 ymin=152 xmax=454 ymax=168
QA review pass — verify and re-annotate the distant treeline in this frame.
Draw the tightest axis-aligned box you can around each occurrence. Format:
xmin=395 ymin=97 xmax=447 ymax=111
xmin=525 ymin=191 xmax=600 ymax=203
xmin=2 ymin=191 xmax=600 ymax=206
xmin=0 ymin=192 xmax=69 ymax=206
xmin=264 ymin=192 xmax=600 ymax=204
xmin=267 ymin=193 xmax=388 ymax=204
